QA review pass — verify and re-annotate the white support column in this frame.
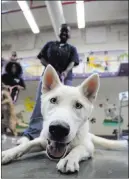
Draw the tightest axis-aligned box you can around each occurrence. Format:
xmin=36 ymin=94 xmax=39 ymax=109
xmin=45 ymin=1 xmax=66 ymax=39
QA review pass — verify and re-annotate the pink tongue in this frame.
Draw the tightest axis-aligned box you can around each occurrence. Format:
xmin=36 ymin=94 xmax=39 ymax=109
xmin=47 ymin=141 xmax=67 ymax=158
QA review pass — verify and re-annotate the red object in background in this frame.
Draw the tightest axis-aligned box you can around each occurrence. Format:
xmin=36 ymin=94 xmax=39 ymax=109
xmin=2 ymin=0 xmax=96 ymax=14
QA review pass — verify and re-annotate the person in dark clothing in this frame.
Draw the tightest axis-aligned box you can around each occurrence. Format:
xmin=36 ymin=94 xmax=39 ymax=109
xmin=37 ymin=24 xmax=79 ymax=84
xmin=18 ymin=24 xmax=80 ymax=144
xmin=2 ymin=61 xmax=26 ymax=103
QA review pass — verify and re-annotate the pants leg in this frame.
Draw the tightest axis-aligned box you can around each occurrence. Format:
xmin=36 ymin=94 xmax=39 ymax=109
xmin=23 ymin=76 xmax=43 ymax=140
xmin=64 ymin=79 xmax=72 ymax=86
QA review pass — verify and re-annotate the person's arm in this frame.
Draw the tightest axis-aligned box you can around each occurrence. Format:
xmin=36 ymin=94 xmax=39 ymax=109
xmin=17 ymin=85 xmax=24 ymax=90
xmin=66 ymin=46 xmax=79 ymax=72
xmin=18 ymin=79 xmax=26 ymax=90
xmin=39 ymin=57 xmax=48 ymax=67
xmin=37 ymin=42 xmax=51 ymax=67
xmin=65 ymin=61 xmax=75 ymax=74
xmin=61 ymin=46 xmax=79 ymax=78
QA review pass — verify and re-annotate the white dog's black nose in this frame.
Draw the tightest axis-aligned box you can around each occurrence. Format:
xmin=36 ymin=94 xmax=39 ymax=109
xmin=49 ymin=121 xmax=70 ymax=140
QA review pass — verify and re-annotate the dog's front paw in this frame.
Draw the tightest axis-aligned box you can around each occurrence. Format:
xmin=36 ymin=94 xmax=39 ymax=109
xmin=2 ymin=150 xmax=16 ymax=164
xmin=2 ymin=148 xmax=22 ymax=165
xmin=57 ymin=157 xmax=79 ymax=173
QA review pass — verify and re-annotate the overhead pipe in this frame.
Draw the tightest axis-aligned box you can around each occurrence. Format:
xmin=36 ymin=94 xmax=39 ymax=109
xmin=45 ymin=1 xmax=66 ymax=39
xmin=2 ymin=0 xmax=95 ymax=15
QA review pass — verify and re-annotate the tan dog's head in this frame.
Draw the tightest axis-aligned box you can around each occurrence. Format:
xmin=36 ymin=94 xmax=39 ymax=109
xmin=40 ymin=65 xmax=100 ymax=159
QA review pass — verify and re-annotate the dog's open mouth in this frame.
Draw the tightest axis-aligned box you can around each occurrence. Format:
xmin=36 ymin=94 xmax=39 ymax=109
xmin=46 ymin=139 xmax=69 ymax=160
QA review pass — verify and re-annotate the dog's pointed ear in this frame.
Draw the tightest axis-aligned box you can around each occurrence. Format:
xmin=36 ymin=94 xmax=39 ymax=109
xmin=42 ymin=65 xmax=61 ymax=93
xmin=79 ymin=73 xmax=100 ymax=103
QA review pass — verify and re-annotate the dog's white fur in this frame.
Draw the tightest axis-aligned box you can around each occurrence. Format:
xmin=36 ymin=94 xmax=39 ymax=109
xmin=2 ymin=65 xmax=128 ymax=173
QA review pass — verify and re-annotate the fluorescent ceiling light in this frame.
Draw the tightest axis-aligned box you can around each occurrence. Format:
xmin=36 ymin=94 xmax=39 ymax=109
xmin=76 ymin=1 xmax=85 ymax=29
xmin=2 ymin=1 xmax=9 ymax=3
xmin=17 ymin=1 xmax=40 ymax=34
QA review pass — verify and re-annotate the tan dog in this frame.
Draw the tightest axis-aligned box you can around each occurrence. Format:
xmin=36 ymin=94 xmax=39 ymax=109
xmin=2 ymin=89 xmax=18 ymax=137
xmin=2 ymin=88 xmax=28 ymax=140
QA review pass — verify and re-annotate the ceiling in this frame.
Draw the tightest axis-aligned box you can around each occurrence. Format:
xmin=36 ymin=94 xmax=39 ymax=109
xmin=2 ymin=1 xmax=128 ymax=33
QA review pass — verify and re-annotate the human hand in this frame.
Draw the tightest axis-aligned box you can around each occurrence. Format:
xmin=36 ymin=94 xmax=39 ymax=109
xmin=61 ymin=70 xmax=68 ymax=79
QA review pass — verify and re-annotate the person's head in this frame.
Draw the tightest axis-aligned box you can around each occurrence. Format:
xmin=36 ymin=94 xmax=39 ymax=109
xmin=59 ymin=24 xmax=71 ymax=43
xmin=11 ymin=51 xmax=17 ymax=57
xmin=11 ymin=64 xmax=17 ymax=74
xmin=5 ymin=61 xmax=23 ymax=77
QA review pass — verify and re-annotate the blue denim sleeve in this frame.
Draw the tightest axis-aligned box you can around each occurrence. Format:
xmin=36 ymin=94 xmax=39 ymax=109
xmin=70 ymin=46 xmax=79 ymax=66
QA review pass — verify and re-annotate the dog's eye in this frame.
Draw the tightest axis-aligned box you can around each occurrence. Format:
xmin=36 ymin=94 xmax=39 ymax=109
xmin=50 ymin=97 xmax=57 ymax=104
xmin=75 ymin=102 xmax=83 ymax=109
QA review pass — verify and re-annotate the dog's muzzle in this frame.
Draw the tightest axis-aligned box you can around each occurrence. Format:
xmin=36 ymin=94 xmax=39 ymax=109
xmin=46 ymin=140 xmax=69 ymax=160
xmin=46 ymin=121 xmax=70 ymax=160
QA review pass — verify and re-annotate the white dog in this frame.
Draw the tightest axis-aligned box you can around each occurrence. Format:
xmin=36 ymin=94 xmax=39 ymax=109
xmin=2 ymin=65 xmax=128 ymax=173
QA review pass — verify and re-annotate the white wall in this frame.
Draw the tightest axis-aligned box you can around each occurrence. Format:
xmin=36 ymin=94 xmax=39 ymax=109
xmin=2 ymin=24 xmax=128 ymax=59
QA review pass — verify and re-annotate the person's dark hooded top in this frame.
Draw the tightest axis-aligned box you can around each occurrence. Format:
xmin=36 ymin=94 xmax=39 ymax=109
xmin=2 ymin=61 xmax=25 ymax=89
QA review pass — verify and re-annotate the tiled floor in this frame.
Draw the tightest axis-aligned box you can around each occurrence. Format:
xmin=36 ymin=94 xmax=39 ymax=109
xmin=2 ymin=137 xmax=128 ymax=178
